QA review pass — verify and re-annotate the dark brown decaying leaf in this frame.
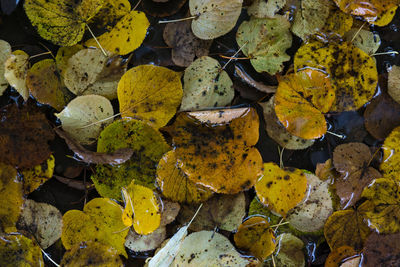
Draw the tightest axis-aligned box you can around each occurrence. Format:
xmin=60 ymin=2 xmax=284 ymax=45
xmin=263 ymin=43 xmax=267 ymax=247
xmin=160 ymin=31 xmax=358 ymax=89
xmin=362 ymin=232 xmax=400 ymax=267
xmin=0 ymin=103 xmax=54 ymax=168
xmin=54 ymin=175 xmax=94 ymax=191
xmin=235 ymin=66 xmax=277 ymax=93
xmin=142 ymin=0 xmax=187 ymax=17
xmin=163 ymin=20 xmax=212 ymax=67
xmin=55 ymin=128 xmax=133 ymax=165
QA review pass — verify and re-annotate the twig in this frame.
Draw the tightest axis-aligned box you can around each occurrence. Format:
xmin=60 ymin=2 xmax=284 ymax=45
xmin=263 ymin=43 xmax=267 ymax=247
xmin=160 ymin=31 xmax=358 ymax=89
xmin=350 ymin=22 xmax=366 ymax=43
xmin=221 ymin=41 xmax=249 ymax=70
xmin=159 ymin=16 xmax=197 ymax=24
xmin=85 ymin=23 xmax=108 ymax=57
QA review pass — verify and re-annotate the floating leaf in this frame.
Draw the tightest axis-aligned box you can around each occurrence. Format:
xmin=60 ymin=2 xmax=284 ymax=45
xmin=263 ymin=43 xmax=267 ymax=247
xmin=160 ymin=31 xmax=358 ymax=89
xmin=324 ymin=209 xmax=370 ymax=251
xmin=125 ymin=226 xmax=166 ymax=252
xmin=325 ymin=246 xmax=357 ymax=267
xmin=60 ymin=241 xmax=123 ymax=267
xmin=17 ymin=199 xmax=62 ymax=249
xmin=323 ymin=7 xmax=354 ymax=36
xmin=55 ymin=44 xmax=84 ymax=78
xmin=380 ymin=126 xmax=400 ymax=182
xmin=156 ymin=150 xmax=213 ymax=204
xmin=362 ymin=232 xmax=400 ymax=267
xmin=61 ymin=198 xmax=129 ymax=257
xmin=163 ymin=20 xmax=212 ymax=67
xmin=26 ymin=59 xmax=72 ymax=111
xmin=274 ymin=69 xmax=335 ymax=139
xmin=19 ymin=154 xmax=55 ymax=194
xmin=294 ymin=39 xmax=378 ymax=112
xmin=247 ymin=0 xmax=286 ymax=18
xmin=164 ymin=107 xmax=263 ymax=194
xmin=181 ymin=56 xmax=234 ymax=110
xmin=344 ymin=28 xmax=381 ymax=55
xmin=0 ymin=40 xmax=11 ymax=96
xmin=24 ymin=0 xmax=104 ymax=46
xmin=118 ymin=64 xmax=183 ymax=128
xmin=0 ymin=233 xmax=44 ymax=266
xmin=358 ymin=178 xmax=400 ymax=234
xmin=261 ymin=96 xmax=315 ymax=150
xmin=189 ymin=0 xmax=243 ymax=40
xmin=333 ymin=142 xmax=381 ymax=208
xmin=93 ymin=119 xmax=170 ymax=200
xmin=121 ymin=181 xmax=161 ymax=235
xmin=4 ymin=50 xmax=29 ymax=101
xmin=255 ymin=162 xmax=307 ymax=216
xmin=236 ymin=15 xmax=292 ymax=75
xmin=265 ymin=233 xmax=305 ymax=267
xmin=234 ymin=216 xmax=276 ymax=260
xmin=91 ymin=0 xmax=130 ymax=29
xmin=388 ymin=65 xmax=400 ymax=104
xmin=56 ymin=95 xmax=114 ymax=145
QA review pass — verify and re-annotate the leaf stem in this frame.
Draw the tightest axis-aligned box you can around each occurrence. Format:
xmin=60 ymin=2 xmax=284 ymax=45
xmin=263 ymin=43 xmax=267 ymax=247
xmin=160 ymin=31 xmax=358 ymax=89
xmin=221 ymin=41 xmax=249 ymax=71
xmin=326 ymin=130 xmax=345 ymax=139
xmin=85 ymin=23 xmax=108 ymax=57
xmin=158 ymin=16 xmax=197 ymax=24
xmin=372 ymin=51 xmax=399 ymax=56
xmin=350 ymin=22 xmax=366 ymax=43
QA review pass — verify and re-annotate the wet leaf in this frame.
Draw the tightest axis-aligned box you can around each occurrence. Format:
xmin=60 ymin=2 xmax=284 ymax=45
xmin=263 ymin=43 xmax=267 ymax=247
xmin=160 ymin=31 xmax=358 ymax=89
xmin=19 ymin=154 xmax=55 ymax=194
xmin=181 ymin=56 xmax=234 ymax=110
xmin=324 ymin=209 xmax=370 ymax=251
xmin=121 ymin=180 xmax=161 ymax=235
xmin=0 ymin=233 xmax=44 ymax=266
xmin=142 ymin=0 xmax=188 ymax=17
xmin=163 ymin=20 xmax=212 ymax=67
xmin=325 ymin=246 xmax=357 ymax=267
xmin=358 ymin=178 xmax=400 ymax=234
xmin=24 ymin=0 xmax=104 ymax=46
xmin=92 ymin=119 xmax=170 ymax=200
xmin=344 ymin=28 xmax=381 ymax=55
xmin=156 ymin=150 xmax=214 ymax=204
xmin=0 ymin=40 xmax=11 ymax=96
xmin=274 ymin=69 xmax=335 ymax=139
xmin=189 ymin=0 xmax=243 ymax=40
xmin=254 ymin=162 xmax=308 ymax=216
xmin=60 ymin=241 xmax=123 ymax=267
xmin=172 ymin=231 xmax=253 ymax=266
xmin=118 ymin=64 xmax=183 ymax=129
xmin=235 ymin=65 xmax=277 ymax=93
xmin=265 ymin=233 xmax=305 ymax=267
xmin=362 ymin=232 xmax=400 ymax=267
xmin=236 ymin=15 xmax=292 ymax=75
xmin=17 ymin=199 xmax=62 ymax=249
xmin=56 ymin=95 xmax=114 ymax=145
xmin=261 ymin=96 xmax=315 ymax=150
xmin=234 ymin=216 xmax=276 ymax=260
xmin=85 ymin=11 xmax=149 ymax=55
xmin=247 ymin=0 xmax=286 ymax=18
xmin=333 ymin=142 xmax=381 ymax=208
xmin=4 ymin=50 xmax=29 ymax=101
xmin=323 ymin=7 xmax=354 ymax=36
xmin=159 ymin=200 xmax=181 ymax=226
xmin=388 ymin=65 xmax=400 ymax=104
xmin=380 ymin=126 xmax=400 ymax=181
xmin=315 ymin=158 xmax=340 ymax=181
xmin=91 ymin=0 xmax=130 ymax=29
xmin=294 ymin=39 xmax=378 ymax=112
xmin=125 ymin=226 xmax=166 ymax=252
xmin=164 ymin=107 xmax=263 ymax=194
xmin=0 ymin=103 xmax=54 ymax=168
xmin=26 ymin=59 xmax=72 ymax=111
xmin=61 ymin=198 xmax=129 ymax=257
xmin=55 ymin=44 xmax=84 ymax=78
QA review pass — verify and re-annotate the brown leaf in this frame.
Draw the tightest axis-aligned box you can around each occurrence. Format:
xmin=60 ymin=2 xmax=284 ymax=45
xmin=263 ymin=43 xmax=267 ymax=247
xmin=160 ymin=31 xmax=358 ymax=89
xmin=55 ymin=128 xmax=133 ymax=165
xmin=362 ymin=232 xmax=400 ymax=267
xmin=235 ymin=66 xmax=277 ymax=93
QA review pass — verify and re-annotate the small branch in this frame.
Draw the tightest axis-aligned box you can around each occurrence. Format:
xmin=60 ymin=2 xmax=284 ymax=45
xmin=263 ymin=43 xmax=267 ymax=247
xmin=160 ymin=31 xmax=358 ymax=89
xmin=158 ymin=16 xmax=197 ymax=24
xmin=372 ymin=51 xmax=399 ymax=56
xmin=326 ymin=130 xmax=346 ymax=139
xmin=85 ymin=23 xmax=108 ymax=57
xmin=350 ymin=22 xmax=366 ymax=43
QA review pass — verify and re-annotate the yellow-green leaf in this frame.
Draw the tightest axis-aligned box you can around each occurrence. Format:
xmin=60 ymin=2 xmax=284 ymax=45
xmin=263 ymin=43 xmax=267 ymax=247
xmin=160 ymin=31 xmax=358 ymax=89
xmin=55 ymin=44 xmax=84 ymax=78
xmin=0 ymin=233 xmax=44 ymax=266
xmin=4 ymin=50 xmax=29 ymax=101
xmin=380 ymin=126 xmax=400 ymax=182
xmin=0 ymin=40 xmax=11 ymax=96
xmin=19 ymin=154 xmax=55 ymax=194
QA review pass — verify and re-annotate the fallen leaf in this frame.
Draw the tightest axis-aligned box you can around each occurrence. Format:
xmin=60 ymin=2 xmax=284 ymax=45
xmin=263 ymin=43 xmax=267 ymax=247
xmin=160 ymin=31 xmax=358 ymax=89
xmin=315 ymin=158 xmax=341 ymax=181
xmin=125 ymin=226 xmax=166 ymax=252
xmin=19 ymin=154 xmax=55 ymax=194
xmin=17 ymin=199 xmax=62 ymax=249
xmin=91 ymin=0 xmax=130 ymax=29
xmin=236 ymin=15 xmax=292 ymax=75
xmin=247 ymin=0 xmax=286 ymax=18
xmin=0 ymin=40 xmax=11 ymax=96
xmin=142 ymin=0 xmax=188 ymax=17
xmin=159 ymin=200 xmax=181 ymax=226
xmin=380 ymin=126 xmax=400 ymax=182
xmin=118 ymin=64 xmax=183 ymax=129
xmin=55 ymin=44 xmax=84 ymax=78
xmin=294 ymin=39 xmax=378 ymax=112
xmin=0 ymin=233 xmax=44 ymax=266
xmin=234 ymin=65 xmax=277 ymax=93
xmin=254 ymin=162 xmax=308 ymax=216
xmin=181 ymin=56 xmax=234 ymax=110
xmin=92 ymin=119 xmax=170 ymax=200
xmin=388 ymin=65 xmax=400 ymax=104
xmin=61 ymin=197 xmax=129 ymax=257
xmin=325 ymin=246 xmax=358 ymax=267
xmin=163 ymin=20 xmax=212 ymax=67
xmin=56 ymin=95 xmax=114 ymax=145
xmin=362 ymin=232 xmax=400 ymax=267
xmin=344 ymin=28 xmax=381 ymax=55
xmin=189 ymin=0 xmax=243 ymax=40
xmin=4 ymin=50 xmax=29 ymax=101
xmin=24 ymin=0 xmax=104 ymax=46
xmin=234 ymin=216 xmax=276 ymax=260
xmin=322 ymin=6 xmax=354 ymax=36
xmin=265 ymin=233 xmax=305 ymax=267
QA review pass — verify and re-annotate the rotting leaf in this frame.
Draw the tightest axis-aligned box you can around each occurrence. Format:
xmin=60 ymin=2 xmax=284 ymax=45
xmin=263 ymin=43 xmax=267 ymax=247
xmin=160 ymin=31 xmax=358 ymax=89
xmin=142 ymin=0 xmax=188 ymax=18
xmin=236 ymin=15 xmax=292 ymax=75
xmin=235 ymin=65 xmax=277 ymax=94
xmin=380 ymin=126 xmax=400 ymax=182
xmin=247 ymin=0 xmax=286 ymax=18
xmin=332 ymin=142 xmax=381 ymax=209
xmin=17 ymin=199 xmax=62 ymax=249
xmin=344 ymin=28 xmax=381 ymax=56
xmin=61 ymin=197 xmax=129 ymax=257
xmin=0 ymin=40 xmax=11 ymax=96
xmin=56 ymin=95 xmax=114 ymax=145
xmin=294 ymin=39 xmax=378 ymax=112
xmin=234 ymin=216 xmax=276 ymax=260
xmin=324 ymin=209 xmax=371 ymax=251
xmin=362 ymin=232 xmax=400 ymax=267
xmin=24 ymin=0 xmax=104 ymax=46
xmin=125 ymin=226 xmax=166 ymax=252
xmin=4 ymin=50 xmax=29 ymax=101
xmin=0 ymin=233 xmax=44 ymax=266
xmin=254 ymin=162 xmax=308 ymax=216
xmin=164 ymin=107 xmax=263 ymax=194
xmin=118 ymin=64 xmax=183 ymax=129
xmin=181 ymin=56 xmax=234 ymax=110
xmin=189 ymin=0 xmax=243 ymax=40
xmin=388 ymin=65 xmax=400 ymax=104
xmin=85 ymin=11 xmax=149 ymax=55
xmin=163 ymin=20 xmax=212 ymax=67
xmin=92 ymin=119 xmax=170 ymax=200
xmin=156 ymin=150 xmax=213 ymax=204
xmin=325 ymin=246 xmax=358 ymax=267
xmin=19 ymin=154 xmax=55 ymax=194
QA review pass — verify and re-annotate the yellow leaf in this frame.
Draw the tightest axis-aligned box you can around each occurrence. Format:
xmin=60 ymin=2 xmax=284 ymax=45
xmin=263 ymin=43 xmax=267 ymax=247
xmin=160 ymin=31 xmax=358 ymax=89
xmin=122 ymin=181 xmax=161 ymax=235
xmin=24 ymin=0 xmax=104 ymax=46
xmin=55 ymin=44 xmax=84 ymax=79
xmin=91 ymin=0 xmax=131 ymax=29
xmin=61 ymin=198 xmax=129 ymax=257
xmin=234 ymin=216 xmax=276 ymax=260
xmin=19 ymin=154 xmax=55 ymax=194
xmin=294 ymin=39 xmax=378 ymax=112
xmin=0 ymin=233 xmax=44 ymax=266
xmin=254 ymin=162 xmax=308 ymax=216
xmin=118 ymin=65 xmax=183 ymax=129
xmin=274 ymin=69 xmax=335 ymax=139
xmin=323 ymin=7 xmax=353 ymax=36
xmin=156 ymin=150 xmax=213 ymax=204
xmin=85 ymin=11 xmax=149 ymax=55
xmin=380 ymin=126 xmax=400 ymax=182
xmin=4 ymin=50 xmax=29 ymax=101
